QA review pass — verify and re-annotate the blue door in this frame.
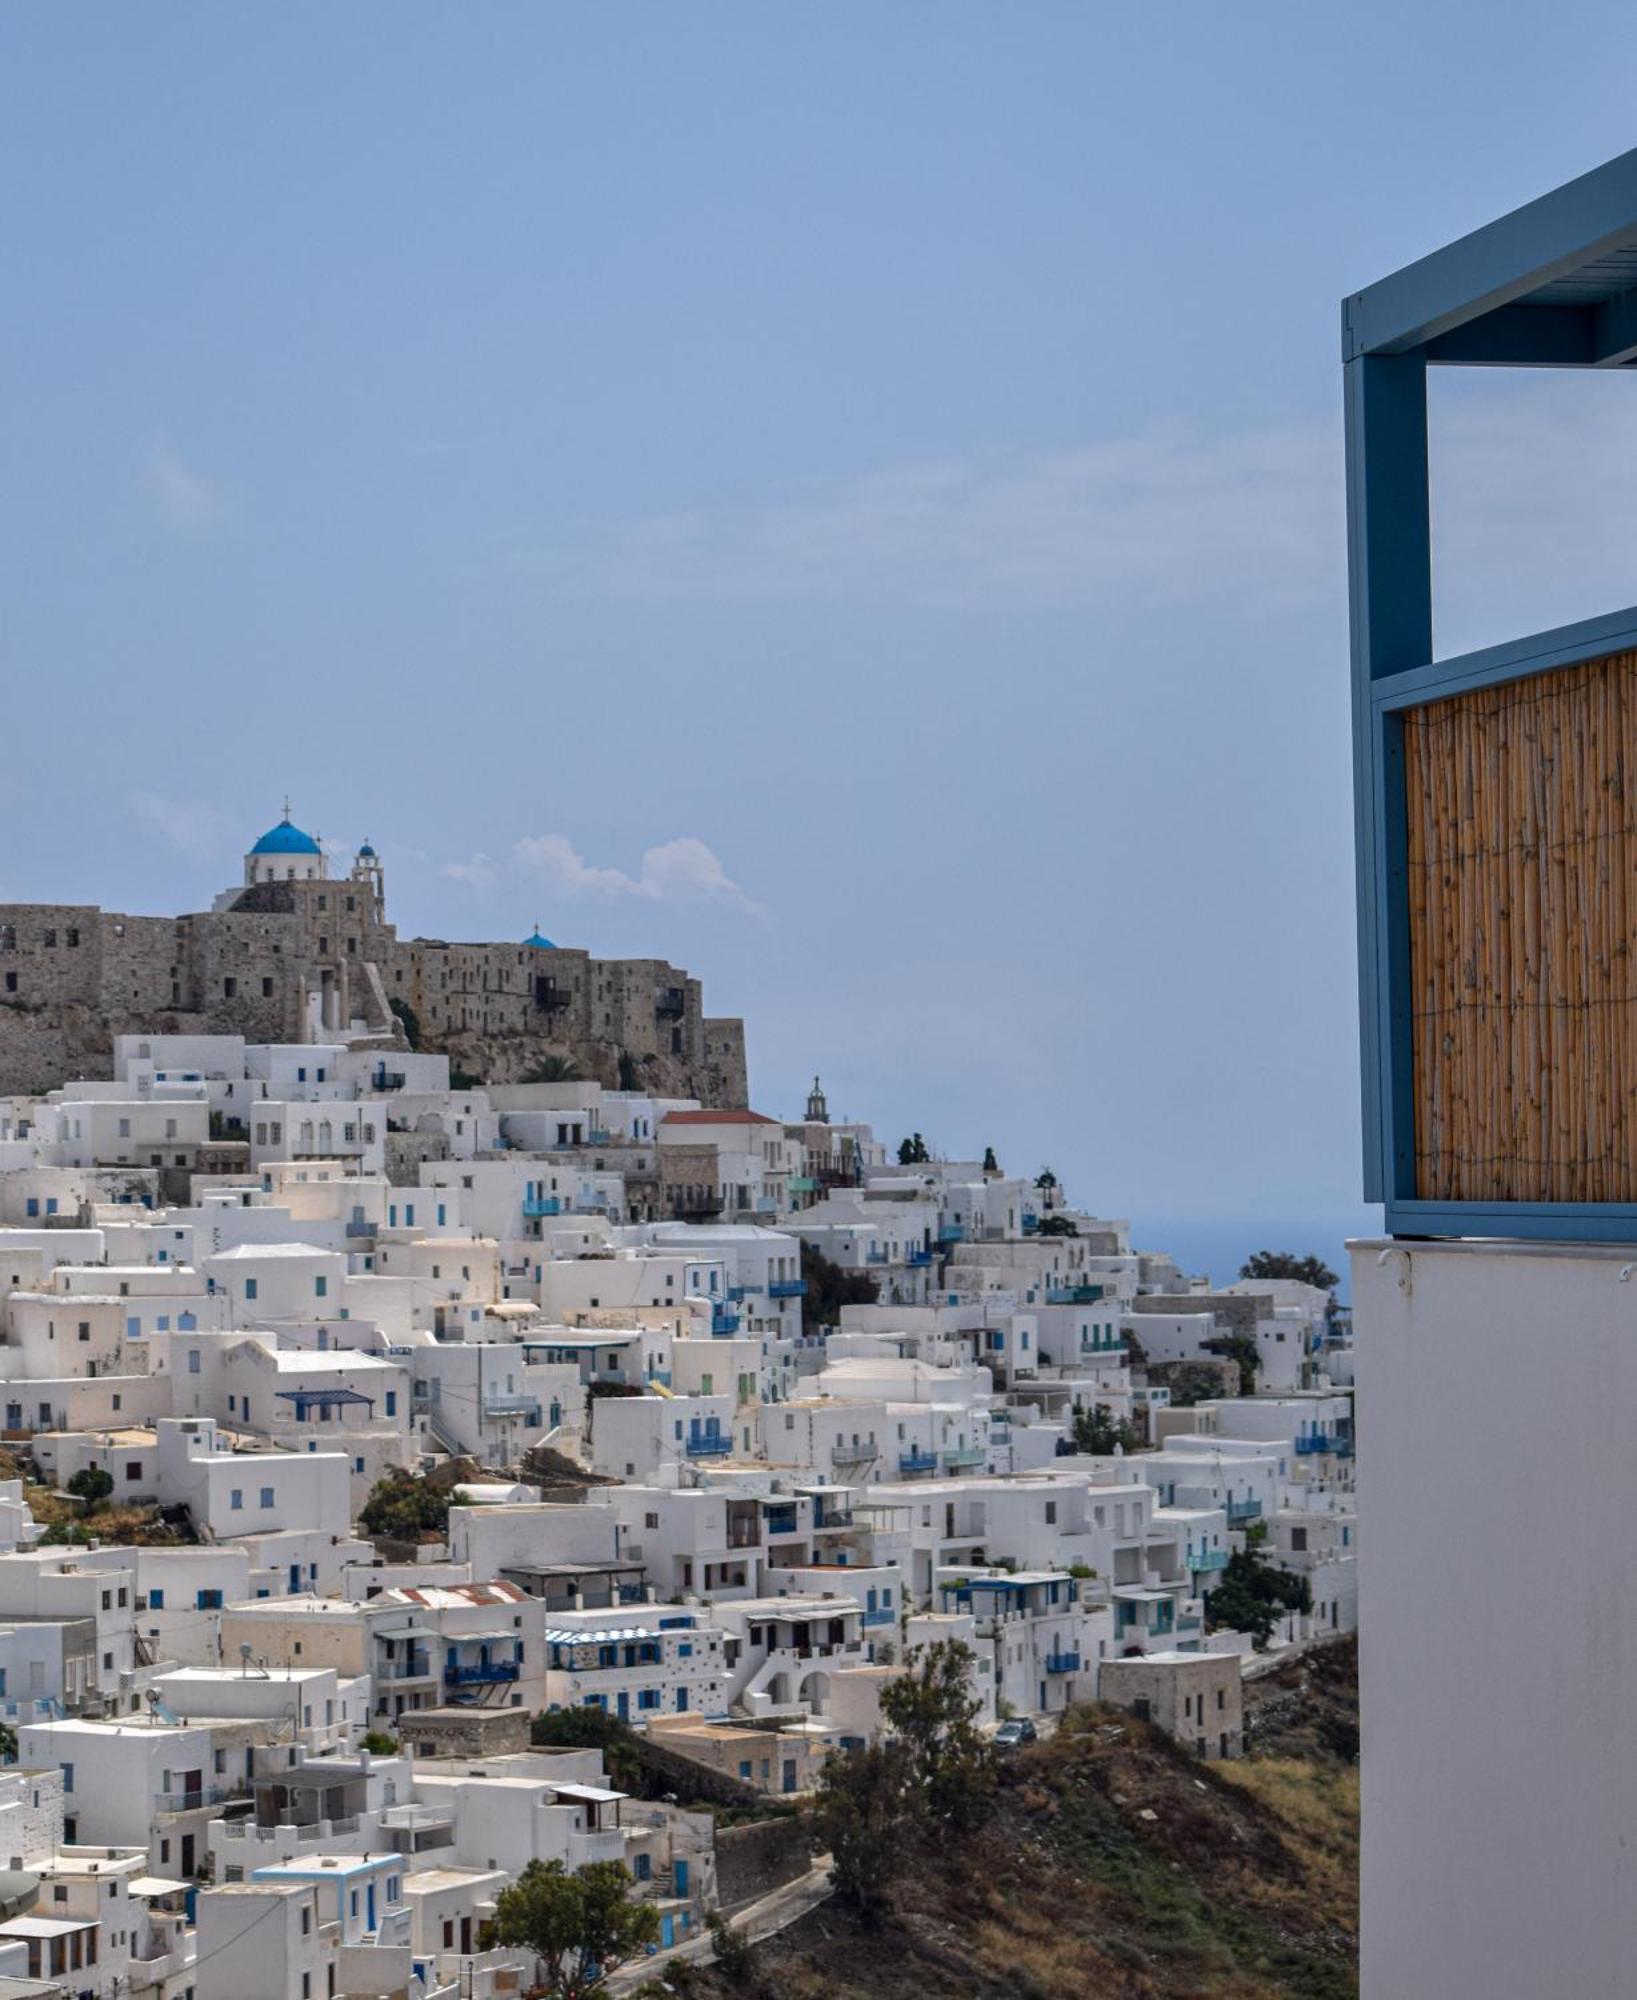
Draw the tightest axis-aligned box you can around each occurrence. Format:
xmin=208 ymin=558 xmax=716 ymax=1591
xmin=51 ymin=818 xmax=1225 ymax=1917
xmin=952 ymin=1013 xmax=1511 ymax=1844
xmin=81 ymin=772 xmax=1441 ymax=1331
xmin=617 ymin=1690 xmax=629 ymax=1722
xmin=288 ymin=1564 xmax=300 ymax=1593
xmin=674 ymin=1686 xmax=689 ymax=1711
xmin=674 ymin=1859 xmax=689 ymax=1897
xmin=367 ymin=1883 xmax=376 ymax=1933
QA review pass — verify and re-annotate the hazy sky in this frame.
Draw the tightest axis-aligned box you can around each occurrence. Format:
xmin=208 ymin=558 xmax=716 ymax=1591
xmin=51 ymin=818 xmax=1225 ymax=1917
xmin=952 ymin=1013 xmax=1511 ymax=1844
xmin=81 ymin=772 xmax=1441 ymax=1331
xmin=7 ymin=4 xmax=1637 ymax=1266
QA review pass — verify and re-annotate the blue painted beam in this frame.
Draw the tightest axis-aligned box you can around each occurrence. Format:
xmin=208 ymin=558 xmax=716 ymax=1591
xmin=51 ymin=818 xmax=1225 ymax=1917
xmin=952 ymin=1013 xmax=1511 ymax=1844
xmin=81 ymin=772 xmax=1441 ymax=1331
xmin=1345 ymin=353 xmax=1431 ymax=1203
xmin=1344 ymin=146 xmax=1637 ymax=359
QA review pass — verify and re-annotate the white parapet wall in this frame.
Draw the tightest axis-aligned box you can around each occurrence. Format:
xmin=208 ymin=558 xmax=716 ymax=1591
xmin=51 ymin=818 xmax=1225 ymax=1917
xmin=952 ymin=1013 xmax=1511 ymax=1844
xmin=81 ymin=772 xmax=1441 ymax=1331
xmin=1353 ymin=1236 xmax=1637 ymax=2000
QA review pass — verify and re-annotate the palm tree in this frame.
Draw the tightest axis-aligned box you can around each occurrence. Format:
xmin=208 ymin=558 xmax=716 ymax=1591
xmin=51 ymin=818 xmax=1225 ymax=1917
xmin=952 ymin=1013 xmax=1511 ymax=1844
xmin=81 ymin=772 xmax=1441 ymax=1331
xmin=522 ymin=1055 xmax=582 ymax=1083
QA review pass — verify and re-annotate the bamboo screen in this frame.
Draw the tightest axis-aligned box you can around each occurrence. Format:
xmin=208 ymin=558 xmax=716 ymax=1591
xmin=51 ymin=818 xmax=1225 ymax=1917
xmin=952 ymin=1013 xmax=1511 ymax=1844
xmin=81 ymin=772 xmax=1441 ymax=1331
xmin=1405 ymin=647 xmax=1637 ymax=1203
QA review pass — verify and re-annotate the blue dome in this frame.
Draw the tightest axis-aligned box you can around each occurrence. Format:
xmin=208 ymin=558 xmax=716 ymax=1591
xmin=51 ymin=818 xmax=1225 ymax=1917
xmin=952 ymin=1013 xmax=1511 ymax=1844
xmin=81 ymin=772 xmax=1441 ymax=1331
xmin=524 ymin=930 xmax=557 ymax=950
xmin=251 ymin=818 xmax=322 ymax=857
xmin=357 ymin=842 xmax=376 ymax=859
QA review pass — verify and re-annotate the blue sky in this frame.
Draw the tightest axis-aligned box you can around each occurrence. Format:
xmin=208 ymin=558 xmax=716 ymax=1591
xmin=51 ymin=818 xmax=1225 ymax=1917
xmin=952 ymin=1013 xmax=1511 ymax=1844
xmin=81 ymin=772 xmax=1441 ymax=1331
xmin=6 ymin=4 xmax=1637 ymax=1274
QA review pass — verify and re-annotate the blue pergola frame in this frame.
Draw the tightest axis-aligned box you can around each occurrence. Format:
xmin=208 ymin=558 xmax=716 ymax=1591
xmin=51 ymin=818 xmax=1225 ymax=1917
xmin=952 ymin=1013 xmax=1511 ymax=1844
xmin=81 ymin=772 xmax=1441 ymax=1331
xmin=1348 ymin=148 xmax=1637 ymax=1240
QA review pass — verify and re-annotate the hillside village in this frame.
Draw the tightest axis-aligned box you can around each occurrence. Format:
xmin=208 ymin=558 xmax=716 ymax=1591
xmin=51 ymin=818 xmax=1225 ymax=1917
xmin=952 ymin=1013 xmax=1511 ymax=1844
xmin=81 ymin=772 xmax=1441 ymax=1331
xmin=0 ymin=819 xmax=1357 ymax=1999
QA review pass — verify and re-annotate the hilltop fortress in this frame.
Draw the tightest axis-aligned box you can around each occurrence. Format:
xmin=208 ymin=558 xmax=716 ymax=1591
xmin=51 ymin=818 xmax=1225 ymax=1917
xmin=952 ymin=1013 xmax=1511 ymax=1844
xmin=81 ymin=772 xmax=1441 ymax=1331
xmin=0 ymin=810 xmax=748 ymax=1105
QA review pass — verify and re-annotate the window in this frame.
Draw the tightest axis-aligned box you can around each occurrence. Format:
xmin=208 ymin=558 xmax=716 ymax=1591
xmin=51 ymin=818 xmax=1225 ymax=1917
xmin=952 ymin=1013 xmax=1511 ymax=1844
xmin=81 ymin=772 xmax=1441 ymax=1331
xmin=223 ymin=977 xmax=237 ymax=998
xmin=262 ymin=977 xmax=274 ymax=997
xmin=244 ymin=1279 xmax=258 ymax=1301
xmin=260 ymin=1487 xmax=274 ymax=1508
xmin=77 ymin=1322 xmax=89 ymax=1342
xmin=314 ymin=1275 xmax=327 ymax=1298
xmin=230 ymin=1489 xmax=243 ymax=1510
xmin=385 ymin=1391 xmax=396 ymax=1416
xmin=149 ymin=1589 xmax=164 ymax=1610
xmin=60 ymin=1763 xmax=73 ymax=1793
xmin=187 ymin=1350 xmax=201 ymax=1373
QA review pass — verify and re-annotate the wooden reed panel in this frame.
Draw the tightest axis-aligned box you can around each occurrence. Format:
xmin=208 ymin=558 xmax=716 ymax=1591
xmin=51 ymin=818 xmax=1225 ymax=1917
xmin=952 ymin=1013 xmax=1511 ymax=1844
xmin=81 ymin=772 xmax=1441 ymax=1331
xmin=1404 ymin=648 xmax=1637 ymax=1203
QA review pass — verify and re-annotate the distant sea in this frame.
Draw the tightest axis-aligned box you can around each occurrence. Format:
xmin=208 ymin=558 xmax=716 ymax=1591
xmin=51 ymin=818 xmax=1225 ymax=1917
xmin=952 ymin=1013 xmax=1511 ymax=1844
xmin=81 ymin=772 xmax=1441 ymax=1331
xmin=1137 ymin=1212 xmax=1383 ymax=1305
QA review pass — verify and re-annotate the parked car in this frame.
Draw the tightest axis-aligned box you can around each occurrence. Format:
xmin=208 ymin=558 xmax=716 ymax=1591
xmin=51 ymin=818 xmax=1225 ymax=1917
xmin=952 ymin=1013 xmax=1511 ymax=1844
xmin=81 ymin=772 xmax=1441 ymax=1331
xmin=994 ymin=1717 xmax=1038 ymax=1749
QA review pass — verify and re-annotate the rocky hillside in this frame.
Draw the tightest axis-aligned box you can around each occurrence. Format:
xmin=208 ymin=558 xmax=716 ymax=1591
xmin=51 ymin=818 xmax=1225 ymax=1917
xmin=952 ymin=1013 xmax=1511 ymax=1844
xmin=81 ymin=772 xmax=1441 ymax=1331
xmin=667 ymin=1639 xmax=1359 ymax=2000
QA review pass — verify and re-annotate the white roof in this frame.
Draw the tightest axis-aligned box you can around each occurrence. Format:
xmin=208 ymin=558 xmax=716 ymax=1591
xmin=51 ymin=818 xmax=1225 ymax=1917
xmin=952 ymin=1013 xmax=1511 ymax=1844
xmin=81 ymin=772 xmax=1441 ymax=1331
xmin=212 ymin=1241 xmax=337 ymax=1259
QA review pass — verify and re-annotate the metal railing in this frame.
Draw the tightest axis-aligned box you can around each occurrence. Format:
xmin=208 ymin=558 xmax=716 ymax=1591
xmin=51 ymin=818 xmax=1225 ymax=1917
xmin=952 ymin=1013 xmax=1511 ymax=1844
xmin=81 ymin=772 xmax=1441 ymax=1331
xmin=899 ymin=1450 xmax=938 ymax=1474
xmin=767 ymin=1279 xmax=806 ymax=1299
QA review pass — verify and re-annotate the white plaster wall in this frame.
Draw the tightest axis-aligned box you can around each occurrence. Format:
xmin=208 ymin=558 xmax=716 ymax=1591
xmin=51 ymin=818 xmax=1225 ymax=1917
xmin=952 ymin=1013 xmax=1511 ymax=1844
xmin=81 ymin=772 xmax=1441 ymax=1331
xmin=1354 ymin=1238 xmax=1637 ymax=2000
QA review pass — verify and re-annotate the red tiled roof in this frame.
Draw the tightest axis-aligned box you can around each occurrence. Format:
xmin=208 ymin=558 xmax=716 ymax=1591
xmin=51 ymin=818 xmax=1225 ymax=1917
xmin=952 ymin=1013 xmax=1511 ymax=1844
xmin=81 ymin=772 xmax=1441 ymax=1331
xmin=660 ymin=1109 xmax=777 ymax=1126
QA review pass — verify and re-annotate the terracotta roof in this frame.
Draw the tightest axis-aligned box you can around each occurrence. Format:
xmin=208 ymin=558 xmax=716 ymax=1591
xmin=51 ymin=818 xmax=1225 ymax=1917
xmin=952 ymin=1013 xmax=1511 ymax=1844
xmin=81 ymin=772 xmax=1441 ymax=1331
xmin=660 ymin=1109 xmax=777 ymax=1126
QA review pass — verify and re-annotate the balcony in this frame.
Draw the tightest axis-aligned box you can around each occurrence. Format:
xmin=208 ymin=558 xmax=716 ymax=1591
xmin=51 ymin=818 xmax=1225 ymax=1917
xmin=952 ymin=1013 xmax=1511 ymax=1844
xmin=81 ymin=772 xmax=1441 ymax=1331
xmin=764 ymin=1508 xmax=799 ymax=1536
xmin=1334 ymin=1435 xmax=1355 ymax=1457
xmin=1176 ymin=1614 xmax=1202 ymax=1632
xmin=899 ymin=1449 xmax=938 ymax=1475
xmin=372 ymin=1069 xmax=407 ymax=1092
xmin=380 ymin=1655 xmax=435 ymax=1681
xmin=1293 ymin=1432 xmax=1333 ymax=1456
xmin=484 ymin=1395 xmax=543 ymax=1421
xmin=1046 ymin=1284 xmax=1103 ymax=1305
xmin=864 ymin=1247 xmax=889 ymax=1265
xmin=655 ymin=988 xmax=687 ymax=1020
xmin=906 ymin=1247 xmax=933 ymax=1267
xmin=937 ymin=1223 xmax=965 ymax=1244
xmin=444 ymin=1659 xmax=521 ymax=1687
xmin=155 ymin=1783 xmax=238 ymax=1813
xmin=535 ymin=982 xmax=573 ymax=1012
xmin=942 ymin=1445 xmax=987 ymax=1468
xmin=711 ymin=1305 xmax=740 ymax=1335
xmin=1021 ymin=1214 xmax=1040 ymax=1234
xmin=726 ymin=1284 xmax=752 ymax=1302
xmin=815 ymin=1508 xmax=853 ymax=1530
xmin=1044 ymin=1650 xmax=1081 ymax=1674
xmin=588 ymin=1127 xmax=613 ymax=1144
xmin=1226 ymin=1497 xmax=1263 ymax=1523
xmin=1190 ymin=1548 xmax=1230 ymax=1573
xmin=344 ymin=1218 xmax=375 ymax=1238
xmin=831 ymin=1440 xmax=877 ymax=1466
xmin=768 ymin=1278 xmax=806 ymax=1299
xmin=523 ymin=1195 xmax=561 ymax=1218
xmin=685 ymin=1431 xmax=733 ymax=1458
xmin=862 ymin=1605 xmax=896 ymax=1627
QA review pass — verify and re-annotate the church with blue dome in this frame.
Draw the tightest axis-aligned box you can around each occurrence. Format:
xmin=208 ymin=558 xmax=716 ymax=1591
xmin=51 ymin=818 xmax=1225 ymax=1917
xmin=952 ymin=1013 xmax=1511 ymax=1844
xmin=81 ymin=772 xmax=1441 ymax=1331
xmin=245 ymin=806 xmax=327 ymax=885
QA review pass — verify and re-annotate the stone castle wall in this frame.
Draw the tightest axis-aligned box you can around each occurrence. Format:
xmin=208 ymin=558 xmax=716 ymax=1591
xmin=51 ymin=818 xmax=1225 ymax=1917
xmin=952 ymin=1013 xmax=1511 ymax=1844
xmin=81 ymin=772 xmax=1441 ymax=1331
xmin=0 ymin=882 xmax=748 ymax=1106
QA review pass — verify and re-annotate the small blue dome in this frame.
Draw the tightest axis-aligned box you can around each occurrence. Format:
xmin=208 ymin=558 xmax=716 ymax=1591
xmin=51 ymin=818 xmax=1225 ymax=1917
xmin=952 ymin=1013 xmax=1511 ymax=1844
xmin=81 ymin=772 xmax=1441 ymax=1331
xmin=524 ymin=930 xmax=556 ymax=950
xmin=251 ymin=817 xmax=322 ymax=857
xmin=357 ymin=842 xmax=376 ymax=859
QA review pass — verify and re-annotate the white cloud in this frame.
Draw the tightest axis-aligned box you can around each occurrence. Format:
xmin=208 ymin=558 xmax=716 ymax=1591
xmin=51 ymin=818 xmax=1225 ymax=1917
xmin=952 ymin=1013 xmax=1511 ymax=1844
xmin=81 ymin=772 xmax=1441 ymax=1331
xmin=505 ymin=425 xmax=1346 ymax=613
xmin=129 ymin=791 xmax=231 ymax=857
xmin=143 ymin=441 xmax=221 ymax=531
xmin=441 ymin=852 xmax=497 ymax=891
xmin=513 ymin=833 xmax=762 ymax=917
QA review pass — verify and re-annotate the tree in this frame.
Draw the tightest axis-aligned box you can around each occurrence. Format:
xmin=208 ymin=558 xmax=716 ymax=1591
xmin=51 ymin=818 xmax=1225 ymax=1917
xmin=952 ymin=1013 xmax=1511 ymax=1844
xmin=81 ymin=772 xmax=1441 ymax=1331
xmin=1035 ymin=1214 xmax=1078 ymax=1237
xmin=1205 ymin=1546 xmax=1312 ymax=1650
xmin=982 ymin=1145 xmax=999 ymax=1175
xmin=523 ymin=1055 xmax=582 ymax=1083
xmin=811 ymin=1738 xmax=915 ymax=1922
xmin=359 ymin=1469 xmax=455 ymax=1543
xmin=388 ymin=996 xmax=422 ymax=1050
xmin=486 ymin=1859 xmax=658 ymax=2000
xmin=1070 ymin=1403 xmax=1140 ymax=1455
xmin=897 ymin=1133 xmax=929 ymax=1165
xmin=531 ymin=1705 xmax=642 ymax=1793
xmin=617 ymin=1051 xmax=641 ymax=1092
xmin=0 ymin=1722 xmax=15 ymax=1765
xmin=1205 ymin=1332 xmax=1261 ymax=1397
xmin=878 ymin=1640 xmax=995 ymax=1832
xmin=1239 ymin=1250 xmax=1339 ymax=1293
xmin=359 ymin=1730 xmax=399 ymax=1755
xmin=65 ymin=1467 xmax=113 ymax=1507
xmin=800 ymin=1239 xmax=878 ymax=1333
